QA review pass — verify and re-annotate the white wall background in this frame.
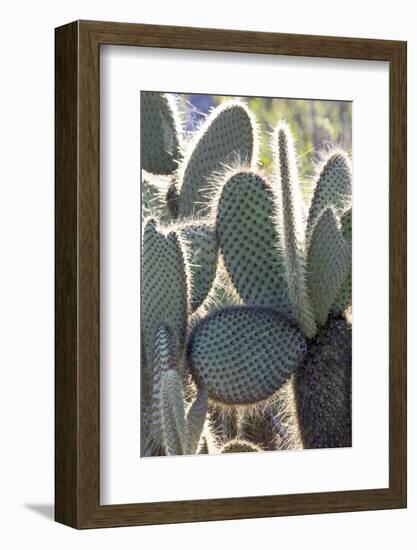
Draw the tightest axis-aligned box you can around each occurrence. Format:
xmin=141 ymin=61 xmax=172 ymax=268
xmin=0 ymin=0 xmax=414 ymax=547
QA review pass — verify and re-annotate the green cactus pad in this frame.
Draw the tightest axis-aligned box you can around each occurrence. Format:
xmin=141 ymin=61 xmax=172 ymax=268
xmin=306 ymin=151 xmax=352 ymax=239
xmin=187 ymin=306 xmax=306 ymax=405
xmin=142 ymin=173 xmax=173 ymax=222
xmin=140 ymin=92 xmax=182 ymax=175
xmin=161 ymin=368 xmax=186 ymax=455
xmin=141 ymin=219 xmax=188 ymax=397
xmin=147 ymin=323 xmax=178 ymax=453
xmin=307 ymin=208 xmax=350 ymax=326
xmin=180 ymin=224 xmax=218 ymax=312
xmin=178 ymin=101 xmax=257 ymax=218
xmin=216 ymin=172 xmax=293 ymax=319
xmin=332 ymin=209 xmax=352 ymax=314
xmin=185 ymin=388 xmax=208 ymax=454
xmin=273 ymin=123 xmax=317 ymax=338
xmin=221 ymin=439 xmax=262 ymax=453
xmin=294 ymin=318 xmax=352 ymax=449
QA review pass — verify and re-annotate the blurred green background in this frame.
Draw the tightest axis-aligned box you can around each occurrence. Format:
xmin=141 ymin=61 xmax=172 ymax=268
xmin=175 ymin=93 xmax=351 ymax=192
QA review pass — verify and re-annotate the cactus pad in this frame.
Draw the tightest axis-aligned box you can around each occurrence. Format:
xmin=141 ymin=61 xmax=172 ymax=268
xmin=142 ymin=173 xmax=174 ymax=222
xmin=166 ymin=181 xmax=179 ymax=219
xmin=141 ymin=219 xmax=188 ymax=396
xmin=238 ymin=405 xmax=278 ymax=451
xmin=185 ymin=388 xmax=208 ymax=454
xmin=178 ymin=101 xmax=257 ymax=218
xmin=180 ymin=224 xmax=218 ymax=312
xmin=273 ymin=123 xmax=316 ymax=338
xmin=332 ymin=208 xmax=352 ymax=314
xmin=140 ymin=92 xmax=182 ymax=175
xmin=187 ymin=306 xmax=306 ymax=405
xmin=221 ymin=439 xmax=262 ymax=453
xmin=294 ymin=317 xmax=352 ymax=448
xmin=307 ymin=208 xmax=350 ymax=326
xmin=306 ymin=151 xmax=352 ymax=239
xmin=146 ymin=323 xmax=178 ymax=453
xmin=161 ymin=368 xmax=186 ymax=455
xmin=216 ymin=172 xmax=293 ymax=318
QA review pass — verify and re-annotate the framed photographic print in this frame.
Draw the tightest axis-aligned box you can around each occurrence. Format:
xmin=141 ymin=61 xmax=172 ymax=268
xmin=55 ymin=20 xmax=407 ymax=528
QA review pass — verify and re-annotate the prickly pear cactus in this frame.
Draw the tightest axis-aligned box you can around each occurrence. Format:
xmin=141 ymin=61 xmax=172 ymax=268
xmin=140 ymin=92 xmax=352 ymax=456
xmin=179 ymin=223 xmax=218 ymax=312
xmin=140 ymin=92 xmax=182 ymax=175
xmin=185 ymin=388 xmax=209 ymax=454
xmin=147 ymin=323 xmax=178 ymax=454
xmin=294 ymin=318 xmax=352 ymax=448
xmin=187 ymin=306 xmax=306 ymax=405
xmin=221 ymin=439 xmax=262 ymax=453
xmin=306 ymin=150 xmax=352 ymax=239
xmin=216 ymin=172 xmax=293 ymax=318
xmin=177 ymin=101 xmax=258 ymax=218
xmin=141 ymin=219 xmax=188 ymax=397
xmin=273 ymin=123 xmax=317 ymax=338
xmin=332 ymin=208 xmax=352 ymax=314
xmin=307 ymin=208 xmax=350 ymax=326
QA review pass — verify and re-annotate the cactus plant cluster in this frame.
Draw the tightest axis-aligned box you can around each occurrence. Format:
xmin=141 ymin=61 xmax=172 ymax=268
xmin=141 ymin=91 xmax=352 ymax=456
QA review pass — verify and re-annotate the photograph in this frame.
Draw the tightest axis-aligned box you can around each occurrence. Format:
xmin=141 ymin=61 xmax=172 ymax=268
xmin=0 ymin=0 xmax=409 ymax=539
xmin=140 ymin=91 xmax=352 ymax=457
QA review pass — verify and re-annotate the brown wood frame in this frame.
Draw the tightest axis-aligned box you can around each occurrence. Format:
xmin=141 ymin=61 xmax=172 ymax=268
xmin=55 ymin=20 xmax=407 ymax=529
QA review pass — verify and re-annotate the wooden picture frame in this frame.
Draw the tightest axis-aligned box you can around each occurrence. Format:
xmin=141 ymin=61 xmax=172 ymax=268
xmin=55 ymin=20 xmax=407 ymax=529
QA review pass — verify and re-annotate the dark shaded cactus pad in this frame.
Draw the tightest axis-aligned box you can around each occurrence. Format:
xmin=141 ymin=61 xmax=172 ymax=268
xmin=149 ymin=325 xmax=208 ymax=456
xmin=307 ymin=208 xmax=350 ymax=326
xmin=166 ymin=181 xmax=179 ymax=219
xmin=294 ymin=317 xmax=352 ymax=449
xmin=178 ymin=101 xmax=257 ymax=218
xmin=142 ymin=174 xmax=174 ymax=222
xmin=180 ymin=224 xmax=218 ymax=312
xmin=141 ymin=219 xmax=188 ymax=395
xmin=216 ymin=172 xmax=293 ymax=318
xmin=238 ymin=405 xmax=278 ymax=451
xmin=187 ymin=306 xmax=306 ymax=405
xmin=141 ymin=92 xmax=182 ymax=175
